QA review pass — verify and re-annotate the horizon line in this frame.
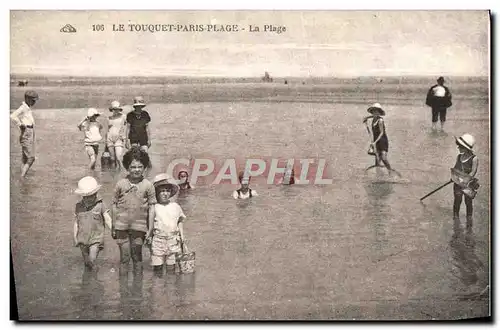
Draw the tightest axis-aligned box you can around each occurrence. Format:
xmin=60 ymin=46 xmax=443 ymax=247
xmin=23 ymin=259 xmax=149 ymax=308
xmin=10 ymin=72 xmax=489 ymax=79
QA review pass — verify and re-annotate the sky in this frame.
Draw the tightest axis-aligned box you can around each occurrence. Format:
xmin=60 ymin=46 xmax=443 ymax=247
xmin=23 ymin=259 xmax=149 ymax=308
xmin=10 ymin=10 xmax=489 ymax=77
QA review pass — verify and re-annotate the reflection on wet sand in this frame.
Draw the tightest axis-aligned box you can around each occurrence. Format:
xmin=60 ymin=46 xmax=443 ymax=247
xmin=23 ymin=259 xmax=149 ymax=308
xmin=148 ymin=272 xmax=197 ymax=319
xmin=235 ymin=198 xmax=256 ymax=212
xmin=10 ymin=96 xmax=490 ymax=319
xmin=165 ymin=273 xmax=197 ymax=307
xmin=449 ymin=219 xmax=486 ymax=295
xmin=364 ymin=182 xmax=394 ymax=261
xmin=72 ymin=269 xmax=104 ymax=320
xmin=118 ymin=273 xmax=150 ymax=320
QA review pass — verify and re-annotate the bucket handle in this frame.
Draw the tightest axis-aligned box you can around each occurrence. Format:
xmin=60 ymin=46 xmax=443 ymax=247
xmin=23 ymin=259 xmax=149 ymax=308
xmin=181 ymin=238 xmax=190 ymax=254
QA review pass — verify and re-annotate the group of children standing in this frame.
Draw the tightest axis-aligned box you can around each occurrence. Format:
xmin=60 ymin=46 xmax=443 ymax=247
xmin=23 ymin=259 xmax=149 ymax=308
xmin=77 ymin=96 xmax=151 ymax=171
xmin=73 ymin=148 xmax=262 ymax=276
xmin=72 ymin=95 xmax=261 ymax=276
xmin=73 ymin=147 xmax=188 ymax=277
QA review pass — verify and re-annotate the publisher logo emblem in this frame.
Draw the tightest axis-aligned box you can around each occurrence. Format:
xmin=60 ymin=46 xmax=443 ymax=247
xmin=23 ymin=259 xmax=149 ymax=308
xmin=60 ymin=24 xmax=77 ymax=33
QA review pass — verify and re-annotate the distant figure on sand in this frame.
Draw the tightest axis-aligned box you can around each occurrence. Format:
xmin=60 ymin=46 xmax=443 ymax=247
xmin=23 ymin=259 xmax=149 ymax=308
xmin=74 ymin=176 xmax=112 ymax=271
xmin=78 ymin=108 xmax=104 ymax=170
xmin=10 ymin=90 xmax=39 ymax=178
xmin=452 ymin=134 xmax=479 ymax=229
xmin=178 ymin=170 xmax=194 ymax=191
xmin=125 ymin=96 xmax=151 ymax=153
xmin=233 ymin=172 xmax=258 ymax=199
xmin=363 ymin=103 xmax=401 ymax=177
xmin=426 ymin=76 xmax=452 ymax=132
xmin=105 ymin=101 xmax=127 ymax=170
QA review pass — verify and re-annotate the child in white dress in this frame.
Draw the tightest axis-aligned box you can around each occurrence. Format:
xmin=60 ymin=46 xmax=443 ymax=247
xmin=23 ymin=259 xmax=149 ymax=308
xmin=150 ymin=173 xmax=186 ymax=276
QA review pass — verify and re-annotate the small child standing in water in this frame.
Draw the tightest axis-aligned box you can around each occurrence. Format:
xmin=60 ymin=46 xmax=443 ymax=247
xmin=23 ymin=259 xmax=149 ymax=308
xmin=112 ymin=147 xmax=156 ymax=277
xmin=150 ymin=173 xmax=187 ymax=276
xmin=77 ymin=108 xmax=103 ymax=170
xmin=452 ymin=134 xmax=479 ymax=228
xmin=233 ymin=171 xmax=258 ymax=199
xmin=105 ymin=100 xmax=127 ymax=170
xmin=74 ymin=176 xmax=112 ymax=271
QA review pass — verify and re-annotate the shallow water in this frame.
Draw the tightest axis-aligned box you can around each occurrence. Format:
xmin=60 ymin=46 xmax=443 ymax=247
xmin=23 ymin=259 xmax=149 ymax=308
xmin=10 ymin=90 xmax=490 ymax=320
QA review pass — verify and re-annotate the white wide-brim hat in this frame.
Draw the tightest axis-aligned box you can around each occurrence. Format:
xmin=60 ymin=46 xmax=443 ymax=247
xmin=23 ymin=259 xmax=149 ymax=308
xmin=455 ymin=133 xmax=475 ymax=151
xmin=87 ymin=108 xmax=101 ymax=117
xmin=75 ymin=176 xmax=102 ymax=196
xmin=153 ymin=173 xmax=180 ymax=197
xmin=367 ymin=103 xmax=385 ymax=116
xmin=109 ymin=100 xmax=123 ymax=111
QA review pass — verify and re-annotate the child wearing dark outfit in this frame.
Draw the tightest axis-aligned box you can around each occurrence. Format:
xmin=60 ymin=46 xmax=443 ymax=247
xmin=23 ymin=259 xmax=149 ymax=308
xmin=233 ymin=171 xmax=258 ymax=199
xmin=362 ymin=103 xmax=399 ymax=176
xmin=125 ymin=96 xmax=152 ymax=153
xmin=426 ymin=76 xmax=452 ymax=132
xmin=178 ymin=170 xmax=194 ymax=191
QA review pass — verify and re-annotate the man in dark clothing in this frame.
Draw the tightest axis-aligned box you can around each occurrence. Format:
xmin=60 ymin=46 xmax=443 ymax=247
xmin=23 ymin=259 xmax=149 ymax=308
xmin=125 ymin=96 xmax=152 ymax=152
xmin=426 ymin=76 xmax=452 ymax=132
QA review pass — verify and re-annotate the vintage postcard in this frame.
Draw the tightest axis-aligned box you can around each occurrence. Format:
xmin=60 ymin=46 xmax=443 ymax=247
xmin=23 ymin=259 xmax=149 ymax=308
xmin=10 ymin=10 xmax=490 ymax=320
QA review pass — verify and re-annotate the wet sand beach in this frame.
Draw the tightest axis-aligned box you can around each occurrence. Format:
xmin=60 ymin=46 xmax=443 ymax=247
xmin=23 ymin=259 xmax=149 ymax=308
xmin=10 ymin=77 xmax=489 ymax=320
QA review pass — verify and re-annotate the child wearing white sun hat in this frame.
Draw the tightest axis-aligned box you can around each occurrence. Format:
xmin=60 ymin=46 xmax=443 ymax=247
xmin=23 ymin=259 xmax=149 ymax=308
xmin=73 ymin=176 xmax=112 ymax=271
xmin=150 ymin=173 xmax=186 ymax=276
xmin=451 ymin=133 xmax=479 ymax=229
xmin=77 ymin=108 xmax=104 ymax=170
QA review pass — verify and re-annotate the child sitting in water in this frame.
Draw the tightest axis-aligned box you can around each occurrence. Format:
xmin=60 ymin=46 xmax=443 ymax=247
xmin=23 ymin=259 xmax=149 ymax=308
xmin=77 ymin=108 xmax=103 ymax=170
xmin=74 ymin=176 xmax=112 ymax=271
xmin=452 ymin=134 xmax=479 ymax=228
xmin=233 ymin=171 xmax=258 ymax=199
xmin=150 ymin=173 xmax=187 ymax=276
xmin=112 ymin=147 xmax=156 ymax=277
xmin=178 ymin=170 xmax=194 ymax=191
xmin=278 ymin=163 xmax=297 ymax=185
xmin=362 ymin=103 xmax=400 ymax=177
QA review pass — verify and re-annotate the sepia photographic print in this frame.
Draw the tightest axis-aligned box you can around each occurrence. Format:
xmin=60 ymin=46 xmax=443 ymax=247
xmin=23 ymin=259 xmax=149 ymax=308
xmin=9 ymin=10 xmax=490 ymax=321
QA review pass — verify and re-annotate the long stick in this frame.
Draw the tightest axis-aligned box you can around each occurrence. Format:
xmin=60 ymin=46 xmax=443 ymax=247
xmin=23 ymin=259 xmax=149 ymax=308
xmin=420 ymin=180 xmax=453 ymax=201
